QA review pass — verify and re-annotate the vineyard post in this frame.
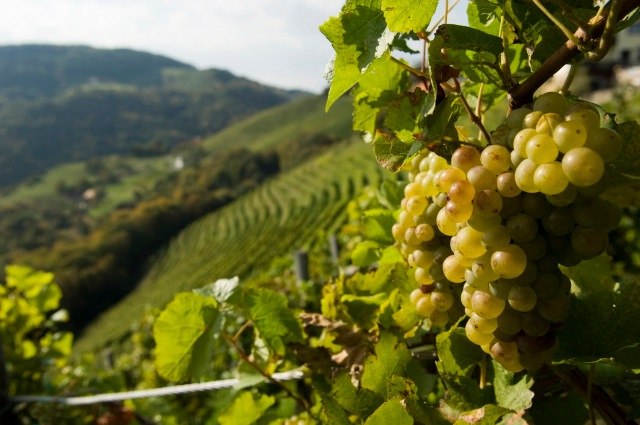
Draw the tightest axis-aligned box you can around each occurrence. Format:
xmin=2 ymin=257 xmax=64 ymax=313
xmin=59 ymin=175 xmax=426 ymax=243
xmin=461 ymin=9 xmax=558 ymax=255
xmin=294 ymin=250 xmax=310 ymax=282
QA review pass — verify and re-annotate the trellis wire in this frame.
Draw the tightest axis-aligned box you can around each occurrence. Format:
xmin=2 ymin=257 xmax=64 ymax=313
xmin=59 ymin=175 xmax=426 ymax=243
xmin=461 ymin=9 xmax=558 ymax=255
xmin=10 ymin=370 xmax=304 ymax=406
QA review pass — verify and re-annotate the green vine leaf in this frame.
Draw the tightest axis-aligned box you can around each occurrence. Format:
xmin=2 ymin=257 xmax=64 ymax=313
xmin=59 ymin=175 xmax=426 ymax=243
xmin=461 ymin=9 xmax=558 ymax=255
xmin=332 ymin=372 xmax=384 ymax=417
xmin=372 ymin=129 xmax=416 ymax=171
xmin=153 ymin=292 xmax=220 ymax=382
xmin=556 ymin=256 xmax=640 ymax=371
xmin=381 ymin=0 xmax=439 ymax=33
xmin=364 ymin=397 xmax=413 ymax=425
xmin=492 ymin=361 xmax=534 ymax=411
xmin=467 ymin=0 xmax=502 ymax=35
xmin=218 ymin=391 xmax=275 ymax=425
xmin=246 ymin=288 xmax=304 ymax=356
xmin=435 ymin=24 xmax=504 ymax=56
xmin=361 ymin=331 xmax=412 ymax=397
xmin=341 ymin=1 xmax=391 ymax=69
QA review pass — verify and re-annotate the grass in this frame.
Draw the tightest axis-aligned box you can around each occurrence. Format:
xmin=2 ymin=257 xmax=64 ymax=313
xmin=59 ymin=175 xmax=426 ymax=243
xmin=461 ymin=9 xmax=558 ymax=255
xmin=76 ymin=141 xmax=385 ymax=352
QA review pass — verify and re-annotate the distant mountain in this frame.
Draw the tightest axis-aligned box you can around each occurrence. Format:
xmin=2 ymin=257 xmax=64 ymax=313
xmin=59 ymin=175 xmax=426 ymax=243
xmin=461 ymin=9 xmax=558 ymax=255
xmin=0 ymin=44 xmax=193 ymax=99
xmin=0 ymin=45 xmax=307 ymax=186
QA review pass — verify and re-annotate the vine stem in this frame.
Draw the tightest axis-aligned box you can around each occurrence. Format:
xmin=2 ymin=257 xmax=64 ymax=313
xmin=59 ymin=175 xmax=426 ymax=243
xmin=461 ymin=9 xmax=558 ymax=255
xmin=531 ymin=0 xmax=583 ymax=46
xmin=453 ymin=79 xmax=492 ymax=143
xmin=222 ymin=333 xmax=313 ymax=416
xmin=508 ymin=0 xmax=640 ymax=109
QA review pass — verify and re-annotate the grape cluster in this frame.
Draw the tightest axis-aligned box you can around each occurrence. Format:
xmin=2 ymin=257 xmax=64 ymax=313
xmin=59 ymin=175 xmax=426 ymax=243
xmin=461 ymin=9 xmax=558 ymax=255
xmin=395 ymin=92 xmax=622 ymax=372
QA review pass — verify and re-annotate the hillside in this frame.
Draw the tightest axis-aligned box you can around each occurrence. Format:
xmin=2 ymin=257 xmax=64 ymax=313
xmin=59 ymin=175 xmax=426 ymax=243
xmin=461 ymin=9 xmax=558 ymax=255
xmin=77 ymin=141 xmax=385 ymax=351
xmin=0 ymin=45 xmax=305 ymax=186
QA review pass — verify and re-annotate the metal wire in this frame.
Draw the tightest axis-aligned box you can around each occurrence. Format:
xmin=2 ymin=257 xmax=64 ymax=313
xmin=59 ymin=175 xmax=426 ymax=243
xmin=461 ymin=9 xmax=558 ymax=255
xmin=10 ymin=370 xmax=305 ymax=406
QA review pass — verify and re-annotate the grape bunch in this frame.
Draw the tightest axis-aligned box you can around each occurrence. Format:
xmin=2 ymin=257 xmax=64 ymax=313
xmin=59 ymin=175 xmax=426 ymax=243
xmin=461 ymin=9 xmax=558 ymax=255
xmin=394 ymin=92 xmax=623 ymax=372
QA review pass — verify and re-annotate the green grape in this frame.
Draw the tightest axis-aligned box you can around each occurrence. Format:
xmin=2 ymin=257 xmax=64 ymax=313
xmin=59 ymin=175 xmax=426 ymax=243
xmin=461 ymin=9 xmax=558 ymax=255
xmin=506 ymin=213 xmax=538 ymax=243
xmin=500 ymin=194 xmax=524 ymax=219
xmin=496 ymin=306 xmax=522 ymax=335
xmin=533 ymin=92 xmax=570 ymax=115
xmin=585 ymin=127 xmax=622 ymax=163
xmin=460 ymin=286 xmax=475 ymax=309
xmin=519 ymin=235 xmax=548 ymax=261
xmin=431 ymin=290 xmax=455 ymax=311
xmin=545 ymin=184 xmax=577 ymax=207
xmin=534 ymin=113 xmax=563 ymax=135
xmin=506 ymin=107 xmax=532 ymax=129
xmin=489 ymin=279 xmax=513 ymax=299
xmin=469 ymin=312 xmax=498 ymax=333
xmin=465 ymin=320 xmax=495 ymax=345
xmin=415 ymin=296 xmax=436 ymax=317
xmin=445 ymin=200 xmax=474 ymax=223
xmin=410 ymin=288 xmax=428 ymax=307
xmin=481 ymin=145 xmax=511 ymax=174
xmin=507 ymin=285 xmax=537 ymax=312
xmin=601 ymin=201 xmax=622 ymax=231
xmin=566 ymin=108 xmax=600 ymax=132
xmin=434 ymin=192 xmax=448 ymax=207
xmin=513 ymin=128 xmax=538 ymax=157
xmin=467 ymin=210 xmax=502 ymax=231
xmin=537 ymin=295 xmax=570 ymax=323
xmin=465 ymin=269 xmax=490 ymax=291
xmin=448 ymin=180 xmax=476 ymax=204
xmin=533 ymin=161 xmax=569 ymax=195
xmin=532 ymin=272 xmax=559 ymax=298
xmin=404 ymin=227 xmax=421 ymax=246
xmin=490 ymin=340 xmax=521 ymax=367
xmin=453 ymin=250 xmax=474 ymax=268
xmin=435 ymin=167 xmax=466 ymax=192
xmin=552 ymin=120 xmax=587 ymax=153
xmin=451 ymin=146 xmax=482 ymax=172
xmin=433 ymin=245 xmax=453 ymax=264
xmin=442 ymin=255 xmax=467 ymax=283
xmin=481 ymin=224 xmax=511 ymax=251
xmin=404 ymin=181 xmax=423 ymax=197
xmin=542 ymin=207 xmax=575 ymax=236
xmin=436 ymin=207 xmax=458 ymax=236
xmin=519 ymin=350 xmax=549 ymax=372
xmin=491 ymin=244 xmax=528 ymax=279
xmin=424 ymin=202 xmax=441 ymax=225
xmin=418 ymin=157 xmax=432 ymax=172
xmin=521 ymin=193 xmax=553 ymax=219
xmin=408 ymin=249 xmax=434 ymax=268
xmin=415 ymin=267 xmax=435 ymax=285
xmin=430 ymin=264 xmax=446 ymax=282
xmin=561 ymin=147 xmax=604 ymax=187
xmin=570 ymin=227 xmax=609 ymax=259
xmin=474 ymin=189 xmax=503 ymax=216
xmin=497 ymin=172 xmax=522 ymax=198
xmin=467 ymin=165 xmax=498 ymax=191
xmin=515 ymin=159 xmax=539 ymax=193
xmin=572 ymin=198 xmax=607 ymax=228
xmin=392 ymin=223 xmax=406 ymax=242
xmin=429 ymin=154 xmax=449 ymax=173
xmin=526 ymin=134 xmax=559 ymax=164
xmin=472 ymin=252 xmax=500 ymax=282
xmin=565 ymin=101 xmax=599 ymax=117
xmin=511 ymin=149 xmax=524 ymax=168
xmin=454 ymin=226 xmax=486 ymax=259
xmin=523 ymin=111 xmax=544 ymax=129
xmin=471 ymin=290 xmax=506 ymax=319
xmin=420 ymin=172 xmax=439 ymax=196
xmin=516 ymin=333 xmax=556 ymax=355
xmin=415 ymin=224 xmax=435 ymax=242
xmin=510 ymin=261 xmax=538 ymax=286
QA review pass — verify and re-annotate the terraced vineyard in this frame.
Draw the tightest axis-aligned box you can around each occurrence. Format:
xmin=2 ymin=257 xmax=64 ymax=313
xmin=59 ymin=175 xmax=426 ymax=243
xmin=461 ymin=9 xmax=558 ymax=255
xmin=78 ymin=141 xmax=386 ymax=350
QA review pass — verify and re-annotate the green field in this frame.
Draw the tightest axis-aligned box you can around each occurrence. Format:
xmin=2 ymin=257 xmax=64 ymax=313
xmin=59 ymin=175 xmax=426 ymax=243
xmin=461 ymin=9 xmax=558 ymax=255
xmin=77 ymin=141 xmax=384 ymax=351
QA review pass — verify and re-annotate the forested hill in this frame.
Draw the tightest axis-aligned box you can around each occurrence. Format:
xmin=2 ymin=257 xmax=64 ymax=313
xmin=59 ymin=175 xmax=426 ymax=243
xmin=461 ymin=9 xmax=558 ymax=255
xmin=0 ymin=45 xmax=306 ymax=186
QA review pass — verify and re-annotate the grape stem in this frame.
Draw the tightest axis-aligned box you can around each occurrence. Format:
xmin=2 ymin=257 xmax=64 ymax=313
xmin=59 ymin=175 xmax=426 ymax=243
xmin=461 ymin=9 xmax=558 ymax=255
xmin=559 ymin=62 xmax=578 ymax=94
xmin=508 ymin=0 xmax=640 ymax=109
xmin=553 ymin=367 xmax=636 ymax=425
xmin=452 ymin=79 xmax=492 ymax=143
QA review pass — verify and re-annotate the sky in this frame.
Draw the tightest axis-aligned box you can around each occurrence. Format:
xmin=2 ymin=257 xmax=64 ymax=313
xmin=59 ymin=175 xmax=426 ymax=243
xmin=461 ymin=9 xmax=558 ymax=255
xmin=0 ymin=1 xmax=467 ymax=93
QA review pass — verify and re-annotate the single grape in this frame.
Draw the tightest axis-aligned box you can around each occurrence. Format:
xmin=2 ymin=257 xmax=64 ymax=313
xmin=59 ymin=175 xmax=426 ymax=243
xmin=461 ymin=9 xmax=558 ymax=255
xmin=506 ymin=107 xmax=532 ymax=129
xmin=537 ymin=295 xmax=570 ymax=323
xmin=465 ymin=320 xmax=495 ymax=345
xmin=545 ymin=184 xmax=578 ymax=207
xmin=497 ymin=172 xmax=522 ymax=198
xmin=519 ymin=235 xmax=548 ymax=261
xmin=510 ymin=261 xmax=538 ymax=286
xmin=442 ymin=255 xmax=467 ymax=283
xmin=415 ymin=223 xmax=435 ymax=242
xmin=451 ymin=146 xmax=482 ymax=172
xmin=516 ymin=332 xmax=556 ymax=355
xmin=469 ymin=312 xmax=498 ymax=334
xmin=533 ymin=161 xmax=569 ymax=195
xmin=515 ymin=159 xmax=539 ymax=193
xmin=435 ymin=167 xmax=467 ymax=192
xmin=431 ymin=309 xmax=450 ymax=326
xmin=481 ymin=145 xmax=511 ymax=174
xmin=415 ymin=296 xmax=436 ymax=317
xmin=408 ymin=249 xmax=434 ymax=268
xmin=467 ymin=210 xmax=502 ymax=231
xmin=496 ymin=307 xmax=522 ymax=335
xmin=523 ymin=111 xmax=544 ymax=129
xmin=542 ymin=207 xmax=575 ymax=236
xmin=454 ymin=226 xmax=486 ymax=259
xmin=521 ymin=193 xmax=553 ymax=219
xmin=415 ymin=267 xmax=435 ymax=285
xmin=535 ymin=113 xmax=563 ymax=135
xmin=474 ymin=189 xmax=503 ymax=216
xmin=471 ymin=290 xmax=506 ymax=319
xmin=434 ymin=192 xmax=448 ymax=207
xmin=570 ymin=227 xmax=609 ymax=259
xmin=489 ymin=279 xmax=513 ymax=299
xmin=424 ymin=203 xmax=441 ymax=225
xmin=513 ymin=128 xmax=538 ymax=157
xmin=431 ymin=290 xmax=455 ymax=311
xmin=526 ymin=134 xmax=559 ymax=164
xmin=490 ymin=340 xmax=520 ymax=365
xmin=491 ymin=244 xmax=528 ymax=279
xmin=506 ymin=213 xmax=538 ymax=244
xmin=585 ymin=127 xmax=622 ymax=163
xmin=533 ymin=92 xmax=570 ymax=115
xmin=472 ymin=252 xmax=500 ymax=282
xmin=433 ymin=246 xmax=453 ymax=264
xmin=507 ymin=285 xmax=537 ymax=312
xmin=436 ymin=207 xmax=458 ymax=236
xmin=553 ymin=120 xmax=587 ymax=153
xmin=467 ymin=166 xmax=498 ymax=191
xmin=448 ymin=180 xmax=476 ymax=204
xmin=445 ymin=200 xmax=474 ymax=223
xmin=511 ymin=149 xmax=524 ymax=168
xmin=404 ymin=227 xmax=421 ymax=246
xmin=561 ymin=147 xmax=604 ymax=187
xmin=481 ymin=225 xmax=511 ymax=251
xmin=566 ymin=108 xmax=600 ymax=132
xmin=429 ymin=155 xmax=449 ymax=173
